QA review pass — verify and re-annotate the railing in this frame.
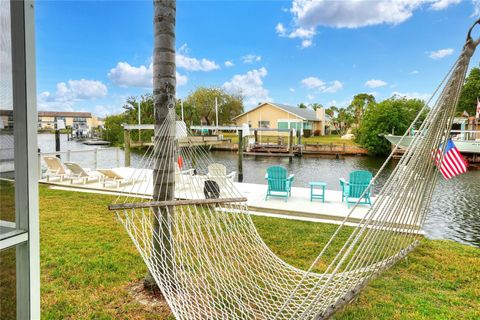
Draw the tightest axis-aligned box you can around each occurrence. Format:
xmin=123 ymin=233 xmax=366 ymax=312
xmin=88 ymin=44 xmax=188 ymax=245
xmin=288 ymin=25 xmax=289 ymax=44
xmin=38 ymin=147 xmax=122 ymax=179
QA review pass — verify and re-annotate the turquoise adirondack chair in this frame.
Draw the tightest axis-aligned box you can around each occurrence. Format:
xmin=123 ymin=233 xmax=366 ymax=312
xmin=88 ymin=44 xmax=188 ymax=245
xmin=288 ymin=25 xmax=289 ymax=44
xmin=339 ymin=170 xmax=373 ymax=208
xmin=265 ymin=166 xmax=294 ymax=202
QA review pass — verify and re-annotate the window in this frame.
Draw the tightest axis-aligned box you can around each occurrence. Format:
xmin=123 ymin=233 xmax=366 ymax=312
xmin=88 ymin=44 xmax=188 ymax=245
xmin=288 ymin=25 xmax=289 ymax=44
xmin=278 ymin=121 xmax=289 ymax=130
xmin=73 ymin=117 xmax=87 ymax=129
xmin=303 ymin=121 xmax=313 ymax=130
xmin=278 ymin=120 xmax=302 ymax=130
xmin=55 ymin=116 xmax=66 ymax=123
xmin=258 ymin=120 xmax=270 ymax=128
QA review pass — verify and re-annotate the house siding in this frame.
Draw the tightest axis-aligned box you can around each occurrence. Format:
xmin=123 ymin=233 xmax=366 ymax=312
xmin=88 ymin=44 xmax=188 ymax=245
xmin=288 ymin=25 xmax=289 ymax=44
xmin=233 ymin=102 xmax=325 ymax=135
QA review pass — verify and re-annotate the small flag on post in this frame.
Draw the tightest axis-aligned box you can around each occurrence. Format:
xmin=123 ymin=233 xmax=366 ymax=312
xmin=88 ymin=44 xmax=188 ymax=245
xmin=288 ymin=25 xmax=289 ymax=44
xmin=476 ymin=97 xmax=480 ymax=119
xmin=433 ymin=139 xmax=468 ymax=180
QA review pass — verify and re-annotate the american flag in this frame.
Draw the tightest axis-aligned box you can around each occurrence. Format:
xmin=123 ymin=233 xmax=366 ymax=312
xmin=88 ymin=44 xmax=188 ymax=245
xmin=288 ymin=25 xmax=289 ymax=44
xmin=476 ymin=98 xmax=480 ymax=119
xmin=434 ymin=139 xmax=468 ymax=180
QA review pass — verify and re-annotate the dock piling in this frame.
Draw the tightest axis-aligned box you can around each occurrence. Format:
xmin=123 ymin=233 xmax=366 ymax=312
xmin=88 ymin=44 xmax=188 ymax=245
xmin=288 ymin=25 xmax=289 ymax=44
xmin=238 ymin=129 xmax=243 ymax=182
xmin=124 ymin=129 xmax=131 ymax=167
xmin=55 ymin=129 xmax=61 ymax=158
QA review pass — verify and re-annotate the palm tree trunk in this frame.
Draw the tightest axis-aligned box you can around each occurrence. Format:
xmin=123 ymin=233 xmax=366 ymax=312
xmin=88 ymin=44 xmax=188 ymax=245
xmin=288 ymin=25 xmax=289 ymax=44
xmin=144 ymin=0 xmax=176 ymax=293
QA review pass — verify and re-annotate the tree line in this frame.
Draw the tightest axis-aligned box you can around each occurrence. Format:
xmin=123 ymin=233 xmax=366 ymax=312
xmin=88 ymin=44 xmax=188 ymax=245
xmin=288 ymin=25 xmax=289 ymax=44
xmin=104 ymin=66 xmax=480 ymax=154
xmin=103 ymin=87 xmax=243 ymax=145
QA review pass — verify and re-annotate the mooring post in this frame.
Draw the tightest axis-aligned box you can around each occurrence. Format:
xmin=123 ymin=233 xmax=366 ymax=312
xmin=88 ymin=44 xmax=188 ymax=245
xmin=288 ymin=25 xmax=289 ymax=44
xmin=288 ymin=129 xmax=293 ymax=153
xmin=93 ymin=148 xmax=98 ymax=170
xmin=238 ymin=129 xmax=243 ymax=182
xmin=55 ymin=129 xmax=61 ymax=159
xmin=115 ymin=147 xmax=120 ymax=168
xmin=254 ymin=130 xmax=258 ymax=144
xmin=124 ymin=129 xmax=131 ymax=167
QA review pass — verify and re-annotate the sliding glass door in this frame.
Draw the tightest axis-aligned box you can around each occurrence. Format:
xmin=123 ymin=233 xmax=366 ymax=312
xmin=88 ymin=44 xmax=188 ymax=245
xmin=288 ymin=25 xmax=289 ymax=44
xmin=0 ymin=1 xmax=40 ymax=319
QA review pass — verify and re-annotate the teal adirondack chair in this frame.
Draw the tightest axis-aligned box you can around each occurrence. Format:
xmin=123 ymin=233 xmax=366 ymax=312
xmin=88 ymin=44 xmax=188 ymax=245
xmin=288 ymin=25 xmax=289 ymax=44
xmin=339 ymin=170 xmax=373 ymax=208
xmin=265 ymin=166 xmax=294 ymax=202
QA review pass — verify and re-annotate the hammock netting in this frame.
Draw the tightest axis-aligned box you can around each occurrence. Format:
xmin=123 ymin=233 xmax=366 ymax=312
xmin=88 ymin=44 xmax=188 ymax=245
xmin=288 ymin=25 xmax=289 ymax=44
xmin=110 ymin=25 xmax=479 ymax=320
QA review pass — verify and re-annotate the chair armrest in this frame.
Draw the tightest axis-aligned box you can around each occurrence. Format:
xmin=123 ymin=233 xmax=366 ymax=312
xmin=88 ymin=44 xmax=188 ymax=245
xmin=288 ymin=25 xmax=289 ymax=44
xmin=339 ymin=178 xmax=348 ymax=185
xmin=182 ymin=169 xmax=195 ymax=175
xmin=226 ymin=171 xmax=236 ymax=180
xmin=287 ymin=174 xmax=295 ymax=181
xmin=265 ymin=173 xmax=268 ymax=180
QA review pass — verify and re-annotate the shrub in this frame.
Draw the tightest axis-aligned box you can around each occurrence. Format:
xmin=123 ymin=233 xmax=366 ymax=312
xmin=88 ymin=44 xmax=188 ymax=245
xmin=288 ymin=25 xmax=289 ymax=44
xmin=313 ymin=130 xmax=321 ymax=136
xmin=303 ymin=129 xmax=312 ymax=138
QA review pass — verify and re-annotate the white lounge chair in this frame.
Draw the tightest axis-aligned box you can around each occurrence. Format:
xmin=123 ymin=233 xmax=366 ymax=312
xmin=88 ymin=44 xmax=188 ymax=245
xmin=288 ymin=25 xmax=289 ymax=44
xmin=175 ymin=164 xmax=195 ymax=192
xmin=97 ymin=169 xmax=136 ymax=188
xmin=64 ymin=162 xmax=102 ymax=184
xmin=43 ymin=156 xmax=68 ymax=182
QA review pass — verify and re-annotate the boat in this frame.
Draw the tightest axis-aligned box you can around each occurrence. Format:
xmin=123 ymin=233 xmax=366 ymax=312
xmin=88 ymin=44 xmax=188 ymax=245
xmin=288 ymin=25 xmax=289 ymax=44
xmin=385 ymin=133 xmax=480 ymax=154
xmin=386 ymin=117 xmax=480 ymax=155
xmin=82 ymin=140 xmax=111 ymax=146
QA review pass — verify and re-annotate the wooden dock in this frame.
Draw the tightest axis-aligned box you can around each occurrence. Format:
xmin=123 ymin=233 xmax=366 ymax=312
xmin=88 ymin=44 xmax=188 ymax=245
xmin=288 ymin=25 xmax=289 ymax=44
xmin=130 ymin=136 xmax=227 ymax=148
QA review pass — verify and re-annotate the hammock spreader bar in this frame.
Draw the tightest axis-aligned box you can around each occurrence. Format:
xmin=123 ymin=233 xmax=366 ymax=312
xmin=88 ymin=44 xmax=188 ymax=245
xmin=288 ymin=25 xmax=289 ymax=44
xmin=108 ymin=197 xmax=248 ymax=210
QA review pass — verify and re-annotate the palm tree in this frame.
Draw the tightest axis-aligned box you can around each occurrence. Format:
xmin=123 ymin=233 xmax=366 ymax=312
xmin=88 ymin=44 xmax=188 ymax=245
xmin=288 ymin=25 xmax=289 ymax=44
xmin=144 ymin=0 xmax=176 ymax=292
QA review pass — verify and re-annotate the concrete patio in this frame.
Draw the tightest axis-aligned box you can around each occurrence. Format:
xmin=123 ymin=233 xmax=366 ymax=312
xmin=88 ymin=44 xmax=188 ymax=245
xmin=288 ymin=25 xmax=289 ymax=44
xmin=39 ymin=166 xmax=378 ymax=226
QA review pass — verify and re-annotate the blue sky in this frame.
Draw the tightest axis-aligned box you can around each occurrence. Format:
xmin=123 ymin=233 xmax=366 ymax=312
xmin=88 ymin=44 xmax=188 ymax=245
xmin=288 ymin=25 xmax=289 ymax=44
xmin=35 ymin=0 xmax=480 ymax=117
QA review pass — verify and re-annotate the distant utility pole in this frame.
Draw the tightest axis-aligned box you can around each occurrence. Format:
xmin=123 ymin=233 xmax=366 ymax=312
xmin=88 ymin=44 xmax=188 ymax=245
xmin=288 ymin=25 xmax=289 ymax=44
xmin=138 ymin=100 xmax=141 ymax=142
xmin=181 ymin=99 xmax=184 ymax=122
xmin=215 ymin=96 xmax=219 ymax=134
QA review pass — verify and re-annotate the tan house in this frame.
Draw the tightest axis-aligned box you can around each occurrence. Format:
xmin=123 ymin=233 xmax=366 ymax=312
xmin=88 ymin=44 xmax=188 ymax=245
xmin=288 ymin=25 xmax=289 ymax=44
xmin=0 ymin=110 xmax=14 ymax=129
xmin=37 ymin=111 xmax=103 ymax=130
xmin=232 ymin=102 xmax=326 ymax=135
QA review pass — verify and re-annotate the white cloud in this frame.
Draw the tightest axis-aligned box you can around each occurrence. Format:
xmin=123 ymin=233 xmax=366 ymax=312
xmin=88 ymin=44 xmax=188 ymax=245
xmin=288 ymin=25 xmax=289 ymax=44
xmin=38 ymin=79 xmax=107 ymax=110
xmin=289 ymin=87 xmax=295 ymax=92
xmin=392 ymin=91 xmax=432 ymax=101
xmin=176 ymin=72 xmax=188 ymax=86
xmin=301 ymin=77 xmax=343 ymax=93
xmin=427 ymin=48 xmax=454 ymax=59
xmin=223 ymin=67 xmax=270 ymax=106
xmin=289 ymin=0 xmax=459 ymax=29
xmin=276 ymin=23 xmax=316 ymax=48
xmin=176 ymin=43 xmax=219 ymax=71
xmin=108 ymin=61 xmax=187 ymax=87
xmin=409 ymin=70 xmax=420 ymax=75
xmin=241 ymin=54 xmax=262 ymax=64
xmin=307 ymin=94 xmax=315 ymax=100
xmin=301 ymin=77 xmax=325 ymax=89
xmin=430 ymin=0 xmax=461 ymax=10
xmin=473 ymin=0 xmax=480 ymax=16
xmin=301 ymin=39 xmax=313 ymax=48
xmin=178 ymin=43 xmax=189 ymax=54
xmin=323 ymin=80 xmax=343 ymax=93
xmin=108 ymin=62 xmax=153 ymax=87
xmin=224 ymin=60 xmax=235 ymax=67
xmin=176 ymin=53 xmax=219 ymax=71
xmin=276 ymin=23 xmax=287 ymax=36
xmin=365 ymin=79 xmax=388 ymax=88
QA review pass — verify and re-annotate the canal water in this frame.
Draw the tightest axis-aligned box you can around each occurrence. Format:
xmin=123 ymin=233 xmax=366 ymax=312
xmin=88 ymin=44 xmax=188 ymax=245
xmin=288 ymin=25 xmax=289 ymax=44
xmin=38 ymin=134 xmax=480 ymax=247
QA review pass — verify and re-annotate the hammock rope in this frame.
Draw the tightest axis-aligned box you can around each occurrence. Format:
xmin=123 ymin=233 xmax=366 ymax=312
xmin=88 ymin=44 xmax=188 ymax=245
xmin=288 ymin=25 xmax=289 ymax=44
xmin=110 ymin=22 xmax=480 ymax=320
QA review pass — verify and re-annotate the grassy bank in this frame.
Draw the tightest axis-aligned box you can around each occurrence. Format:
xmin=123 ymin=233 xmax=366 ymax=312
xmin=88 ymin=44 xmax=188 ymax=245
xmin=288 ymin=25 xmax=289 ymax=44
xmin=37 ymin=186 xmax=479 ymax=319
xmin=222 ymin=133 xmax=359 ymax=147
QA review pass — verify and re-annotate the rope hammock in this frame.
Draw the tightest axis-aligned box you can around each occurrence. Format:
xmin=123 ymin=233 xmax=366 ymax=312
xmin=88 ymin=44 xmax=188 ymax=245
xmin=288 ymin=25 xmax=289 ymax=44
xmin=110 ymin=21 xmax=480 ymax=320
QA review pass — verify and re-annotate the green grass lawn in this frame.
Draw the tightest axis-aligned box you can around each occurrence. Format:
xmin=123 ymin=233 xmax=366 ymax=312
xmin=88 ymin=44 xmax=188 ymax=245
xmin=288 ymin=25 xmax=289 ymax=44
xmin=37 ymin=186 xmax=479 ymax=319
xmin=222 ymin=133 xmax=360 ymax=147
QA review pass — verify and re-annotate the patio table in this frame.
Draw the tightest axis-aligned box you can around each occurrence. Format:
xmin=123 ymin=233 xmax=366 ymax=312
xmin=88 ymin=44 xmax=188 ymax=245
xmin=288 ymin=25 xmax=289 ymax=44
xmin=309 ymin=181 xmax=327 ymax=202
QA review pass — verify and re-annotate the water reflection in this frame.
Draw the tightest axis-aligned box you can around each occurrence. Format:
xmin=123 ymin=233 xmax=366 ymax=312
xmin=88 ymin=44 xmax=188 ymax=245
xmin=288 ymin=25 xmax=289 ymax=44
xmin=37 ymin=134 xmax=480 ymax=247
xmin=208 ymin=151 xmax=480 ymax=247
